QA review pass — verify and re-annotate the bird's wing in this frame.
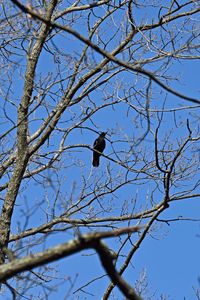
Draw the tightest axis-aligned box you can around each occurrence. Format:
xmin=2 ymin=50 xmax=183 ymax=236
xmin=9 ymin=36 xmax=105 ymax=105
xmin=93 ymin=138 xmax=99 ymax=148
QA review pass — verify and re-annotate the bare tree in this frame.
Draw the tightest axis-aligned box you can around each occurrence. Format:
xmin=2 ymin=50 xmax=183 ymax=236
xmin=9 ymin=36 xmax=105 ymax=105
xmin=0 ymin=0 xmax=199 ymax=299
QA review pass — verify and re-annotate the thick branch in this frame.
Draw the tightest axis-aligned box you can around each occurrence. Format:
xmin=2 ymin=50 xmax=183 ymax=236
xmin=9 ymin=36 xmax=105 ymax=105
xmin=95 ymin=240 xmax=142 ymax=300
xmin=0 ymin=0 xmax=58 ymax=264
xmin=0 ymin=227 xmax=142 ymax=300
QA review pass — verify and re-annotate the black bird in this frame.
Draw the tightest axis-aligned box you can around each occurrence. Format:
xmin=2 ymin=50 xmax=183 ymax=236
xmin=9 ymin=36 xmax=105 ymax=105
xmin=92 ymin=132 xmax=106 ymax=167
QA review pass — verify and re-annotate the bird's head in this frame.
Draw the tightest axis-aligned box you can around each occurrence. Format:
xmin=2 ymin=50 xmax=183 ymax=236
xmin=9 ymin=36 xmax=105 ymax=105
xmin=100 ymin=132 xmax=107 ymax=137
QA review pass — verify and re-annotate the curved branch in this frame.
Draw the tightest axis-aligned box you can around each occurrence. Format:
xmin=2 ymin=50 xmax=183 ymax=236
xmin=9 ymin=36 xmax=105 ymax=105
xmin=11 ymin=0 xmax=200 ymax=104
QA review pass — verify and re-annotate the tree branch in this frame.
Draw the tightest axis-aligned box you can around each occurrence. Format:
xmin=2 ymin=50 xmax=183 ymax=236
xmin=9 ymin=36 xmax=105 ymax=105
xmin=0 ymin=227 xmax=142 ymax=299
xmin=10 ymin=0 xmax=200 ymax=104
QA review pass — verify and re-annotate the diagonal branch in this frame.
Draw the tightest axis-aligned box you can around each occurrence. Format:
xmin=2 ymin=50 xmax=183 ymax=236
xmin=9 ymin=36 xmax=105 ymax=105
xmin=10 ymin=0 xmax=200 ymax=104
xmin=0 ymin=227 xmax=142 ymax=299
xmin=95 ymin=240 xmax=142 ymax=300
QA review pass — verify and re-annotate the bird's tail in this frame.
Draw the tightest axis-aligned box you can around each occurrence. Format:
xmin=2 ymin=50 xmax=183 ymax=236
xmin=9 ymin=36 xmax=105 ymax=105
xmin=93 ymin=156 xmax=99 ymax=167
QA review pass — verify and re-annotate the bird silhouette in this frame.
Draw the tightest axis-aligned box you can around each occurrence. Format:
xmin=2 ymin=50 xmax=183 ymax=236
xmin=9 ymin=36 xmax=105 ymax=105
xmin=92 ymin=132 xmax=106 ymax=167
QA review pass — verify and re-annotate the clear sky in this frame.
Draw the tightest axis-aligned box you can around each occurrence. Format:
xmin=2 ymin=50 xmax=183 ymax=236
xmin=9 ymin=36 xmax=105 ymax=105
xmin=1 ymin=1 xmax=200 ymax=300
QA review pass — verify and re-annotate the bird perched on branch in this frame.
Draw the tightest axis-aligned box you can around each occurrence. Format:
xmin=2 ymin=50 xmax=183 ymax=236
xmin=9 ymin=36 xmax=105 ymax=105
xmin=92 ymin=132 xmax=107 ymax=167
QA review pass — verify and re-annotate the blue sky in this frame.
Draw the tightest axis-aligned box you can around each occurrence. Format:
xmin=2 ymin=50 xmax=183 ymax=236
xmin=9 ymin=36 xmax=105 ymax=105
xmin=1 ymin=1 xmax=200 ymax=299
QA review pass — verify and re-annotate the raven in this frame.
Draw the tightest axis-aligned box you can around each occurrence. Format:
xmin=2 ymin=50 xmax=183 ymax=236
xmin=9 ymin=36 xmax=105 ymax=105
xmin=92 ymin=132 xmax=106 ymax=167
